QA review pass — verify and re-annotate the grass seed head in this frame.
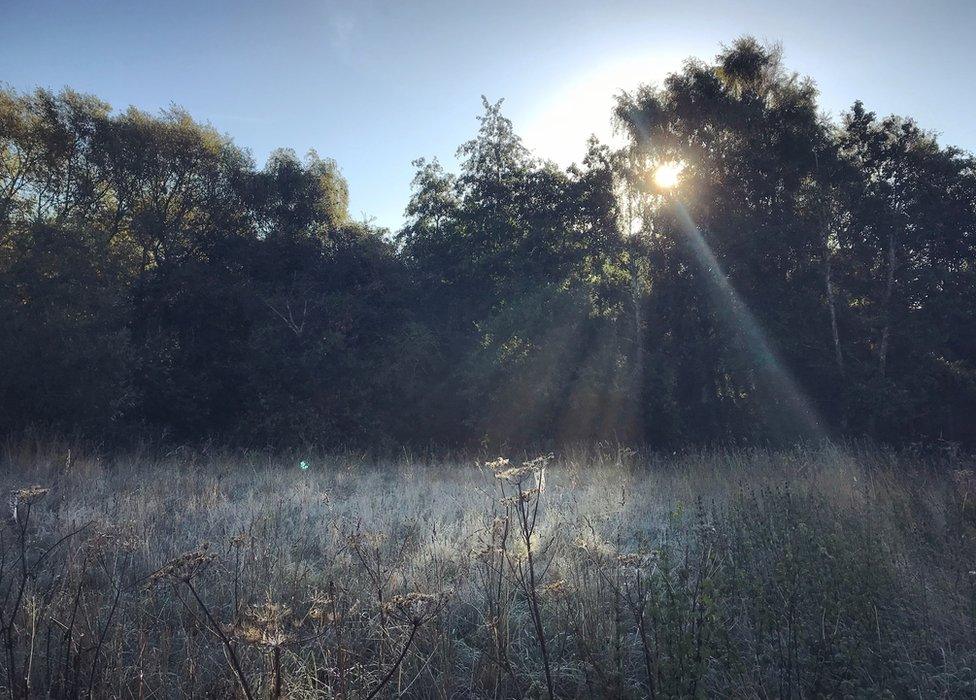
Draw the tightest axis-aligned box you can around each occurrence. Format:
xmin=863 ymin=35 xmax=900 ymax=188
xmin=86 ymin=523 xmax=140 ymax=553
xmin=147 ymin=544 xmax=216 ymax=586
xmin=229 ymin=601 xmax=295 ymax=648
xmin=383 ymin=591 xmax=449 ymax=625
xmin=12 ymin=485 xmax=50 ymax=505
xmin=537 ymin=579 xmax=568 ymax=599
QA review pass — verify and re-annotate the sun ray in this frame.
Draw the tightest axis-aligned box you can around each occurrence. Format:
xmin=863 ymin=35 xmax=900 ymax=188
xmin=670 ymin=201 xmax=825 ymax=439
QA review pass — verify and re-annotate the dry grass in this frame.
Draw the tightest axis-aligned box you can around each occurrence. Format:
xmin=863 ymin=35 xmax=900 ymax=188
xmin=0 ymin=439 xmax=974 ymax=698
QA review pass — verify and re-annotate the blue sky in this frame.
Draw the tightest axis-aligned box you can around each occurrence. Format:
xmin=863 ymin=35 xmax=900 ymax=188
xmin=2 ymin=0 xmax=974 ymax=229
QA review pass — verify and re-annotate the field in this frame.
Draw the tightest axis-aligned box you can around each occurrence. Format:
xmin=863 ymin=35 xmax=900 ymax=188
xmin=2 ymin=440 xmax=975 ymax=698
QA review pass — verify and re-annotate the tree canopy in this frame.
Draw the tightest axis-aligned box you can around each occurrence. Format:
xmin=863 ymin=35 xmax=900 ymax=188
xmin=2 ymin=38 xmax=974 ymax=449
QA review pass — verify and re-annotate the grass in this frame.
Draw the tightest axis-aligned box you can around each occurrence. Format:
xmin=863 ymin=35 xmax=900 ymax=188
xmin=1 ymin=439 xmax=974 ymax=698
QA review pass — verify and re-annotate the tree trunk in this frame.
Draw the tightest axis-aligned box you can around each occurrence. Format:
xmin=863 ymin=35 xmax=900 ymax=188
xmin=878 ymin=230 xmax=896 ymax=377
xmin=825 ymin=256 xmax=844 ymax=375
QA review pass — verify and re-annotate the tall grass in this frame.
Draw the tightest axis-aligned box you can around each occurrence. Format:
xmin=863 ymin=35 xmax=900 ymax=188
xmin=0 ymin=439 xmax=973 ymax=697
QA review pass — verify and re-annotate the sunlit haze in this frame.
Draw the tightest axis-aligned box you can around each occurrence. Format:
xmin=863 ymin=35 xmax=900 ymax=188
xmin=521 ymin=52 xmax=677 ymax=165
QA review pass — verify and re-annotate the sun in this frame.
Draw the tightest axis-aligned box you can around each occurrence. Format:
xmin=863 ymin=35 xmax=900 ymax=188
xmin=653 ymin=161 xmax=684 ymax=189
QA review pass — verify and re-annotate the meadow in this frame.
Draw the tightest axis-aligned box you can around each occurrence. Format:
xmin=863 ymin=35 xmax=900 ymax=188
xmin=2 ymin=439 xmax=975 ymax=698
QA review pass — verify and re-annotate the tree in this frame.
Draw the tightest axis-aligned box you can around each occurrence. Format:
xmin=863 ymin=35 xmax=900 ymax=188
xmin=400 ymin=99 xmax=631 ymax=444
xmin=2 ymin=42 xmax=975 ymax=449
xmin=615 ymin=38 xmax=842 ymax=442
xmin=834 ymin=103 xmax=976 ymax=440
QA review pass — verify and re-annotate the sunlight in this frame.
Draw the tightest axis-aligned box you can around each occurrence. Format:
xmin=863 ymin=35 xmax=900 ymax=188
xmin=653 ymin=161 xmax=684 ymax=189
xmin=670 ymin=202 xmax=825 ymax=439
xmin=520 ymin=52 xmax=680 ymax=166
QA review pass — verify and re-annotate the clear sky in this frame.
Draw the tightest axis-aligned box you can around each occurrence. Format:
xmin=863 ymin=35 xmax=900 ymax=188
xmin=2 ymin=0 xmax=974 ymax=229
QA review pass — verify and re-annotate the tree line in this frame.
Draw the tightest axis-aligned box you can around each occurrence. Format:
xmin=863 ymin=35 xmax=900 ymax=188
xmin=2 ymin=38 xmax=974 ymax=449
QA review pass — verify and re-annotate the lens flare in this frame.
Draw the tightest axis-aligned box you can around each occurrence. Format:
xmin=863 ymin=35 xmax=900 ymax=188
xmin=653 ymin=161 xmax=684 ymax=189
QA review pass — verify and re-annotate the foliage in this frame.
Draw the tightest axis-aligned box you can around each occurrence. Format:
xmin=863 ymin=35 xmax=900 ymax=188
xmin=2 ymin=38 xmax=975 ymax=448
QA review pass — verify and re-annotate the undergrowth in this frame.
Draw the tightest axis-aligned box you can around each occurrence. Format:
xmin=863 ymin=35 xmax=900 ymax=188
xmin=0 ymin=440 xmax=973 ymax=697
